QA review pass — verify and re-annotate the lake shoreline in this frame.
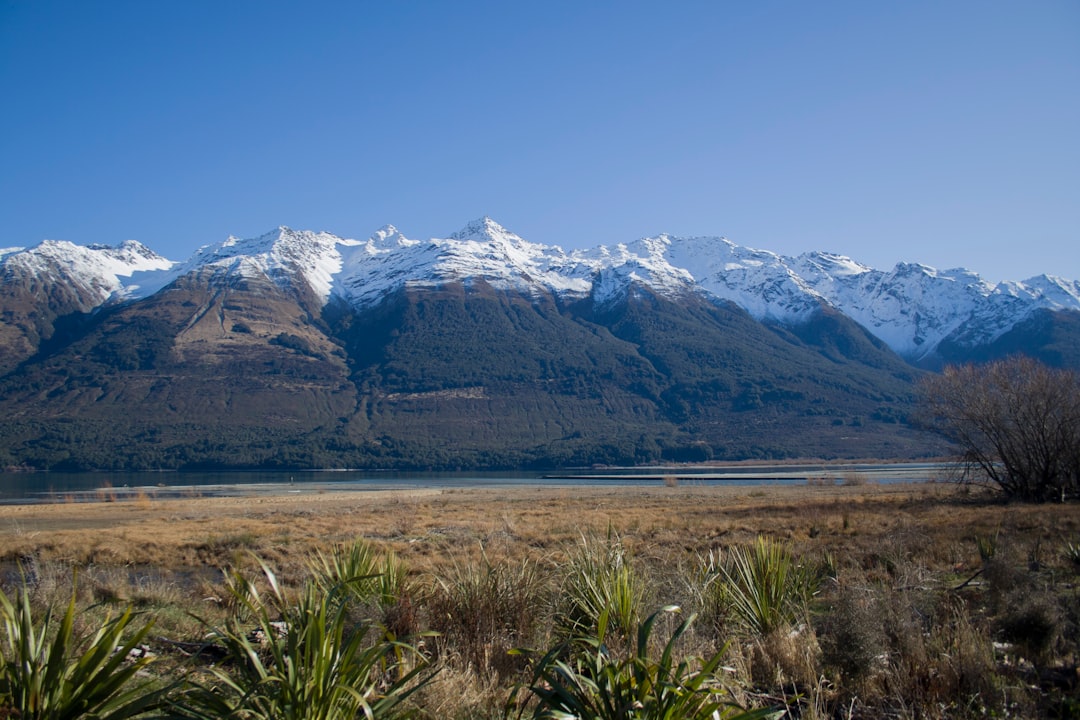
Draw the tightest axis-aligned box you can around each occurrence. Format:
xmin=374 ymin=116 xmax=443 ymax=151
xmin=0 ymin=461 xmax=948 ymax=505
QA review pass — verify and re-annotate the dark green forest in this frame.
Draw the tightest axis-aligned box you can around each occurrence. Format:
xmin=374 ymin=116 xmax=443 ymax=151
xmin=0 ymin=276 xmax=1048 ymax=471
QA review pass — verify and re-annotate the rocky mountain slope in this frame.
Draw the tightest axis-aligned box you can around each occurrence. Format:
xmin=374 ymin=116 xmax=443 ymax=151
xmin=6 ymin=217 xmax=1077 ymax=366
xmin=0 ymin=218 xmax=1075 ymax=471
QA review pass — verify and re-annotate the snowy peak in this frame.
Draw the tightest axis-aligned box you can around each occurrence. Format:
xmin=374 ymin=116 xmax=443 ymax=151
xmin=181 ymin=226 xmax=359 ymax=302
xmin=792 ymin=251 xmax=874 ymax=280
xmin=367 ymin=225 xmax=417 ymax=250
xmin=1007 ymin=274 xmax=1080 ymax=308
xmin=449 ymin=216 xmax=524 ymax=245
xmin=647 ymin=235 xmax=825 ymax=321
xmin=572 ymin=235 xmax=695 ymax=305
xmin=22 ymin=238 xmax=173 ymax=277
xmin=1 ymin=238 xmax=175 ymax=304
xmin=335 ymin=219 xmax=591 ymax=307
xmin=441 ymin=216 xmax=580 ymax=290
xmin=3 ymin=218 xmax=1077 ymax=365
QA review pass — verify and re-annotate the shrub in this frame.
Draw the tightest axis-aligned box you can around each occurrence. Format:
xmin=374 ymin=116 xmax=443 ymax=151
xmin=997 ymin=591 xmax=1061 ymax=662
xmin=507 ymin=606 xmax=780 ymax=720
xmin=427 ymin=549 xmax=547 ymax=676
xmin=177 ymin=561 xmax=433 ymax=720
xmin=707 ymin=536 xmax=819 ymax=637
xmin=0 ymin=581 xmax=165 ymax=719
xmin=816 ymin=584 xmax=885 ymax=690
xmin=917 ymin=357 xmax=1080 ymax=502
xmin=558 ymin=530 xmax=645 ymax=644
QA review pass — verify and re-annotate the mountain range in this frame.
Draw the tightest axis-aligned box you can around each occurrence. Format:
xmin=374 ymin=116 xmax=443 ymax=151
xmin=1 ymin=218 xmax=1077 ymax=471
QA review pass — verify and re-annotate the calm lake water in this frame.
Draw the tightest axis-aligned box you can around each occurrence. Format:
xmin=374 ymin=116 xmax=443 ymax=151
xmin=0 ymin=463 xmax=947 ymax=505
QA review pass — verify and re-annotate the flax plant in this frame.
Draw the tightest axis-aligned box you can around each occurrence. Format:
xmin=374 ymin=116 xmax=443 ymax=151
xmin=1063 ymin=538 xmax=1080 ymax=569
xmin=559 ymin=530 xmax=644 ymax=644
xmin=708 ymin=536 xmax=819 ymax=637
xmin=507 ymin=606 xmax=780 ymax=720
xmin=177 ymin=561 xmax=433 ymax=720
xmin=0 ymin=581 xmax=165 ymax=720
xmin=308 ymin=540 xmax=383 ymax=601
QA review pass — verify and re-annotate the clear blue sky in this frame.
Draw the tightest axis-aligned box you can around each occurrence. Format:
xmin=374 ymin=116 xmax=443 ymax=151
xmin=2 ymin=1 xmax=1077 ymax=283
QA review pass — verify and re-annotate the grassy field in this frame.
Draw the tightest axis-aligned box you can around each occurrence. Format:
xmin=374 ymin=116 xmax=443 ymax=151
xmin=1 ymin=480 xmax=1078 ymax=718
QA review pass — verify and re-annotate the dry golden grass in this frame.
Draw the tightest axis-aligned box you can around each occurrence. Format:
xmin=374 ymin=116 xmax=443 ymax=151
xmin=2 ymin=481 xmax=1075 ymax=582
xmin=3 ymin=481 xmax=1079 ymax=718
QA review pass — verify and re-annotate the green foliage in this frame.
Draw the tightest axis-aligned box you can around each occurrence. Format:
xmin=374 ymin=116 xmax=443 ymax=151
xmin=0 ymin=581 xmax=165 ymax=719
xmin=706 ymin=536 xmax=819 ymax=637
xmin=308 ymin=540 xmax=382 ymax=602
xmin=177 ymin=561 xmax=433 ymax=720
xmin=507 ymin=606 xmax=779 ymax=720
xmin=558 ymin=530 xmax=645 ymax=644
xmin=0 ymin=281 xmax=945 ymax=471
xmin=308 ymin=540 xmax=412 ymax=633
xmin=1064 ymin=538 xmax=1080 ymax=569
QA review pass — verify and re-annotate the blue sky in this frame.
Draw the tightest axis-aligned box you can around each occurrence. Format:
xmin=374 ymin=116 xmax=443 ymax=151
xmin=2 ymin=1 xmax=1077 ymax=283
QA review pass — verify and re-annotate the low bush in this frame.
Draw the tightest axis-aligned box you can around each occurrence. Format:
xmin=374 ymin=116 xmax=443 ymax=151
xmin=557 ymin=530 xmax=645 ymax=645
xmin=427 ymin=549 xmax=548 ymax=677
xmin=507 ymin=606 xmax=780 ymax=720
xmin=176 ymin=561 xmax=433 ymax=720
xmin=816 ymin=583 xmax=885 ymax=691
xmin=0 ymin=581 xmax=165 ymax=719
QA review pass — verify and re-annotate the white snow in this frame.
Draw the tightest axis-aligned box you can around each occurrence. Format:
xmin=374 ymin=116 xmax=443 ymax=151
xmin=2 ymin=239 xmax=175 ymax=304
xmin=3 ymin=219 xmax=1078 ymax=362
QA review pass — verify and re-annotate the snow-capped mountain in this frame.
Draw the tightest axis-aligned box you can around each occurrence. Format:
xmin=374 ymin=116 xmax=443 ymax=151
xmin=6 ymin=216 xmax=1077 ymax=471
xmin=335 ymin=217 xmax=594 ymax=307
xmin=1 ymin=238 xmax=174 ymax=306
xmin=2 ymin=217 xmax=1077 ymax=365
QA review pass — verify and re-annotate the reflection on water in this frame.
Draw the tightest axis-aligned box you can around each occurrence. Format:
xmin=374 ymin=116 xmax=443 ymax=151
xmin=0 ymin=464 xmax=947 ymax=505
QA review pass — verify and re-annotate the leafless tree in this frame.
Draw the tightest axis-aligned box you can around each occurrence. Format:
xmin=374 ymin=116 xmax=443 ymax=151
xmin=917 ymin=356 xmax=1080 ymax=502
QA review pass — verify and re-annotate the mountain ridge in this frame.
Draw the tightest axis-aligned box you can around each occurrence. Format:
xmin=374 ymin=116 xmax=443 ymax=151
xmin=2 ymin=217 xmax=1077 ymax=470
xmin=5 ymin=217 xmax=1077 ymax=367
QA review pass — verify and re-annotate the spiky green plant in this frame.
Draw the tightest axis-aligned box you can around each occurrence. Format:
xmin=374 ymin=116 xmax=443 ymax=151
xmin=308 ymin=540 xmax=383 ymax=602
xmin=975 ymin=531 xmax=1000 ymax=563
xmin=0 ymin=581 xmax=165 ymax=720
xmin=374 ymin=550 xmax=410 ymax=611
xmin=709 ymin=536 xmax=819 ymax=637
xmin=1063 ymin=538 xmax=1080 ymax=569
xmin=309 ymin=540 xmax=416 ymax=642
xmin=177 ymin=561 xmax=433 ymax=720
xmin=507 ymin=606 xmax=780 ymax=720
xmin=558 ymin=530 xmax=644 ymax=644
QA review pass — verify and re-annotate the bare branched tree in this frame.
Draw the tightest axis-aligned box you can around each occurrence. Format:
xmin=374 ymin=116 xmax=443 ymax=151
xmin=917 ymin=356 xmax=1080 ymax=502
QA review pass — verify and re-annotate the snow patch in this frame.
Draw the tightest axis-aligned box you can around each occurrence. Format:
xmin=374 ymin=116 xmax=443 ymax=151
xmin=5 ymin=219 xmax=1078 ymax=361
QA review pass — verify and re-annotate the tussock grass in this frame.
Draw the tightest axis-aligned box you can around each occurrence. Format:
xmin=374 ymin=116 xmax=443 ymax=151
xmin=426 ymin=547 xmax=548 ymax=677
xmin=1 ymin=483 xmax=1079 ymax=717
xmin=306 ymin=539 xmax=410 ymax=609
xmin=508 ymin=606 xmax=777 ymax=720
xmin=175 ymin=561 xmax=434 ymax=720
